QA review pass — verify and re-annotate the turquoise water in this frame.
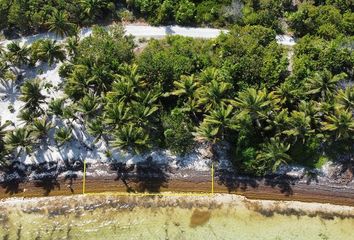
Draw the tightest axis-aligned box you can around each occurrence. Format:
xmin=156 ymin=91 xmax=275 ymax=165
xmin=0 ymin=194 xmax=353 ymax=240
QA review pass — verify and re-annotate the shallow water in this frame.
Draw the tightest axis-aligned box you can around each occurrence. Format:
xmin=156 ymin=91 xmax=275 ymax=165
xmin=0 ymin=194 xmax=353 ymax=240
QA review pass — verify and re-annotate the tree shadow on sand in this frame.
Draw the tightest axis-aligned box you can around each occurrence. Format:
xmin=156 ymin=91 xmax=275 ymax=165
xmin=111 ymin=156 xmax=171 ymax=193
xmin=216 ymin=169 xmax=259 ymax=193
xmin=264 ymin=175 xmax=298 ymax=196
xmin=0 ymin=161 xmax=27 ymax=195
xmin=32 ymin=162 xmax=60 ymax=196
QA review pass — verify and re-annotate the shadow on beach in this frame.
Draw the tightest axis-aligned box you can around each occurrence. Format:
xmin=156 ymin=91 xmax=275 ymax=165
xmin=0 ymin=162 xmax=27 ymax=195
xmin=111 ymin=156 xmax=171 ymax=193
xmin=216 ymin=169 xmax=259 ymax=193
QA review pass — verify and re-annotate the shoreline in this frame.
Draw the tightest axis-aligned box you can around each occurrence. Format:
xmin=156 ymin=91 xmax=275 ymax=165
xmin=1 ymin=168 xmax=354 ymax=207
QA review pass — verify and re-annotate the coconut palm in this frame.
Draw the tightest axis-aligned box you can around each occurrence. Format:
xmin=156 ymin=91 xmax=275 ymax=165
xmin=80 ymin=0 xmax=108 ymax=20
xmin=283 ymin=111 xmax=313 ymax=142
xmin=0 ymin=118 xmax=11 ymax=153
xmin=104 ymin=102 xmax=131 ymax=127
xmin=131 ymin=102 xmax=159 ymax=126
xmin=4 ymin=128 xmax=32 ymax=157
xmin=19 ymin=79 xmax=46 ymax=112
xmin=36 ymin=40 xmax=66 ymax=66
xmin=200 ymin=105 xmax=235 ymax=141
xmin=196 ymin=80 xmax=232 ymax=112
xmin=111 ymin=123 xmax=150 ymax=154
xmin=305 ymin=70 xmax=347 ymax=101
xmin=64 ymin=65 xmax=91 ymax=100
xmin=65 ymin=36 xmax=80 ymax=59
xmin=335 ymin=86 xmax=354 ymax=111
xmin=169 ymin=75 xmax=199 ymax=100
xmin=322 ymin=109 xmax=354 ymax=140
xmin=256 ymin=138 xmax=291 ymax=173
xmin=6 ymin=42 xmax=30 ymax=66
xmin=30 ymin=117 xmax=53 ymax=141
xmin=76 ymin=93 xmax=101 ymax=118
xmin=87 ymin=117 xmax=105 ymax=141
xmin=195 ymin=122 xmax=219 ymax=143
xmin=231 ymin=88 xmax=272 ymax=128
xmin=48 ymin=98 xmax=65 ymax=116
xmin=54 ymin=127 xmax=73 ymax=147
xmin=47 ymin=10 xmax=75 ymax=38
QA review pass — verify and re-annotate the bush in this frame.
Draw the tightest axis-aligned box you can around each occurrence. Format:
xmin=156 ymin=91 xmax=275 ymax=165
xmin=162 ymin=109 xmax=195 ymax=155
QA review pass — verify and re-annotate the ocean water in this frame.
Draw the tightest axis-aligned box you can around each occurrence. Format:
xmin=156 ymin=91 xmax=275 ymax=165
xmin=0 ymin=194 xmax=353 ymax=240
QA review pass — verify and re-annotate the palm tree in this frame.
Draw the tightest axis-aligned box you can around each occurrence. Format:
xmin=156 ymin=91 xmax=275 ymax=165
xmin=104 ymin=101 xmax=131 ymax=127
xmin=256 ymin=138 xmax=291 ymax=173
xmin=199 ymin=105 xmax=235 ymax=141
xmin=47 ymin=10 xmax=75 ymax=38
xmin=30 ymin=117 xmax=53 ymax=142
xmin=54 ymin=127 xmax=73 ymax=147
xmin=335 ymin=86 xmax=354 ymax=111
xmin=283 ymin=111 xmax=313 ymax=142
xmin=231 ymin=88 xmax=272 ymax=128
xmin=322 ymin=109 xmax=354 ymax=140
xmin=19 ymin=79 xmax=46 ymax=112
xmin=0 ymin=117 xmax=11 ymax=151
xmin=6 ymin=42 xmax=30 ymax=66
xmin=87 ymin=117 xmax=105 ymax=142
xmin=131 ymin=102 xmax=159 ymax=126
xmin=76 ymin=93 xmax=101 ymax=118
xmin=80 ymin=0 xmax=107 ymax=20
xmin=4 ymin=128 xmax=32 ymax=157
xmin=48 ymin=98 xmax=65 ymax=116
xmin=64 ymin=65 xmax=91 ymax=100
xmin=111 ymin=123 xmax=150 ymax=154
xmin=65 ymin=36 xmax=80 ymax=59
xmin=169 ymin=75 xmax=199 ymax=100
xmin=36 ymin=40 xmax=66 ymax=66
xmin=305 ymin=70 xmax=347 ymax=101
xmin=196 ymin=80 xmax=232 ymax=112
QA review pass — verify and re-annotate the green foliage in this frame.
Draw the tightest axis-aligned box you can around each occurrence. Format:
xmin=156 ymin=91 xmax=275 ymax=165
xmin=19 ymin=79 xmax=46 ymax=112
xmin=162 ymin=109 xmax=195 ymax=155
xmin=54 ymin=127 xmax=73 ymax=147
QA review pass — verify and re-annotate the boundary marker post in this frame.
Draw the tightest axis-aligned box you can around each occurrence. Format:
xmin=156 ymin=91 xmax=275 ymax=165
xmin=83 ymin=159 xmax=86 ymax=194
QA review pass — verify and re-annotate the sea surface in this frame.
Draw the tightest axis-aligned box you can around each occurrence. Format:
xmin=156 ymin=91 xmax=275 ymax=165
xmin=0 ymin=194 xmax=353 ymax=240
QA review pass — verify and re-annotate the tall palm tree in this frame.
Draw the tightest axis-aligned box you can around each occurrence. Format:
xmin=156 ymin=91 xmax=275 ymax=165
xmin=4 ymin=128 xmax=32 ymax=157
xmin=322 ymin=109 xmax=354 ymax=140
xmin=36 ymin=40 xmax=66 ymax=66
xmin=104 ymin=101 xmax=131 ymax=127
xmin=231 ymin=88 xmax=272 ymax=128
xmin=48 ymin=98 xmax=65 ymax=116
xmin=200 ymin=105 xmax=235 ymax=141
xmin=54 ymin=127 xmax=73 ymax=147
xmin=170 ymin=75 xmax=199 ymax=100
xmin=47 ymin=10 xmax=75 ymax=38
xmin=64 ymin=65 xmax=91 ymax=100
xmin=283 ymin=111 xmax=313 ymax=142
xmin=305 ymin=70 xmax=347 ymax=101
xmin=30 ymin=117 xmax=53 ymax=142
xmin=196 ymin=80 xmax=232 ymax=112
xmin=335 ymin=86 xmax=354 ymax=111
xmin=256 ymin=138 xmax=291 ymax=173
xmin=19 ymin=79 xmax=46 ymax=112
xmin=65 ymin=36 xmax=80 ymax=59
xmin=76 ymin=93 xmax=101 ymax=118
xmin=87 ymin=117 xmax=105 ymax=142
xmin=80 ymin=0 xmax=108 ymax=20
xmin=0 ymin=117 xmax=11 ymax=152
xmin=111 ymin=123 xmax=150 ymax=154
xmin=6 ymin=42 xmax=30 ymax=66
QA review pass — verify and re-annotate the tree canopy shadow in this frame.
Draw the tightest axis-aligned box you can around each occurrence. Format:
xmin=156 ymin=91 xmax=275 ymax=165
xmin=264 ymin=175 xmax=298 ymax=196
xmin=111 ymin=156 xmax=171 ymax=193
xmin=0 ymin=161 xmax=27 ymax=195
xmin=32 ymin=161 xmax=60 ymax=196
xmin=216 ymin=169 xmax=259 ymax=193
